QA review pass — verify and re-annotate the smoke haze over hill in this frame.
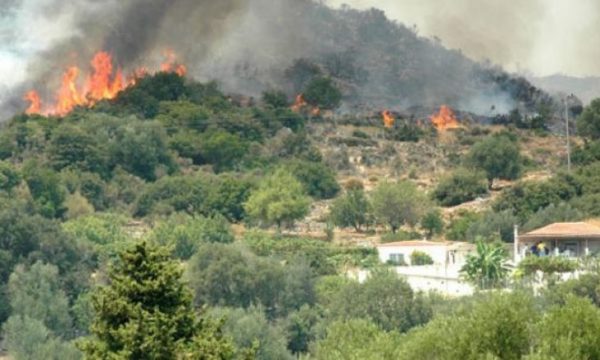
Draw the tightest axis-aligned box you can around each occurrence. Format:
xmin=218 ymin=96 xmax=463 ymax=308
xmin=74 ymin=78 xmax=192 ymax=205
xmin=1 ymin=0 xmax=556 ymax=119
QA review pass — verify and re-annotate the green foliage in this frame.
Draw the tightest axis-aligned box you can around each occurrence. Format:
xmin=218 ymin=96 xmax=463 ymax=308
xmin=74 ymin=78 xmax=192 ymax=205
xmin=155 ymin=101 xmax=211 ymax=132
xmin=313 ymin=319 xmax=401 ymax=360
xmin=2 ymin=315 xmax=81 ymax=360
xmin=410 ymin=251 xmax=434 ymax=266
xmin=572 ymin=140 xmax=600 ymax=165
xmin=518 ymin=256 xmax=579 ymax=277
xmin=209 ymin=307 xmax=293 ymax=360
xmin=284 ymin=160 xmax=340 ymax=199
xmin=284 ymin=58 xmax=322 ymax=94
xmin=397 ymin=292 xmax=536 ymax=360
xmin=186 ymin=243 xmax=315 ymax=318
xmin=325 ymin=270 xmax=432 ymax=332
xmin=532 ymin=296 xmax=600 ymax=359
xmin=63 ymin=213 xmax=130 ymax=258
xmin=466 ymin=210 xmax=518 ymax=242
xmin=198 ymin=130 xmax=248 ymax=173
xmin=468 ymin=134 xmax=522 ymax=187
xmin=262 ymin=90 xmax=289 ymax=109
xmin=135 ymin=174 xmax=210 ymax=217
xmin=302 ymin=77 xmax=342 ymax=110
xmin=493 ymin=174 xmax=582 ymax=220
xmin=8 ymin=262 xmax=72 ymax=337
xmin=420 ymin=209 xmax=443 ymax=239
xmin=284 ymin=305 xmax=322 ymax=354
xmin=0 ymin=161 xmax=20 ymax=192
xmin=244 ymin=169 xmax=311 ymax=228
xmin=461 ymin=240 xmax=510 ymax=289
xmin=48 ymin=125 xmax=107 ymax=176
xmin=78 ymin=242 xmax=233 ymax=359
xmin=446 ymin=210 xmax=481 ymax=241
xmin=577 ymin=98 xmax=600 ymax=140
xmin=371 ymin=181 xmax=427 ymax=233
xmin=433 ymin=168 xmax=488 ymax=206
xmin=23 ymin=163 xmax=67 ymax=218
xmin=522 ymin=202 xmax=583 ymax=232
xmin=111 ymin=121 xmax=176 ymax=181
xmin=148 ymin=213 xmax=234 ymax=260
xmin=243 ymin=231 xmax=379 ymax=275
xmin=329 ymin=188 xmax=371 ymax=231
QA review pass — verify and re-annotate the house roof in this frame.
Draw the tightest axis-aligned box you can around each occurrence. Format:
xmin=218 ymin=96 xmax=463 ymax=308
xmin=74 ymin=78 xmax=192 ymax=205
xmin=377 ymin=240 xmax=452 ymax=248
xmin=520 ymin=222 xmax=600 ymax=240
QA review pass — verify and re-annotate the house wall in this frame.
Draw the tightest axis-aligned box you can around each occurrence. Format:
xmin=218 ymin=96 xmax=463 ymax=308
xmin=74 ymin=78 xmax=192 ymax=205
xmin=377 ymin=245 xmax=448 ymax=265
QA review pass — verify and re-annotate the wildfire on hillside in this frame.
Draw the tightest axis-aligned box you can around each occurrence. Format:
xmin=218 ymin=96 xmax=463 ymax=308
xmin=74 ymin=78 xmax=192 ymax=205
xmin=430 ymin=105 xmax=460 ymax=131
xmin=381 ymin=110 xmax=395 ymax=128
xmin=23 ymin=50 xmax=186 ymax=117
xmin=291 ymin=93 xmax=320 ymax=116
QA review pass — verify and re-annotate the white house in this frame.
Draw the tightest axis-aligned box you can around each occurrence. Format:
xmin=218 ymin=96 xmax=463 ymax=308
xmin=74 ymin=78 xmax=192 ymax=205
xmin=376 ymin=240 xmax=473 ymax=266
xmin=375 ymin=240 xmax=476 ymax=296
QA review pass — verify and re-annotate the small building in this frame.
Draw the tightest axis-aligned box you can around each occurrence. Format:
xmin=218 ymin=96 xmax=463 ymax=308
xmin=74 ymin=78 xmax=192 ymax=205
xmin=515 ymin=222 xmax=600 ymax=262
xmin=374 ymin=240 xmax=476 ymax=296
xmin=376 ymin=240 xmax=473 ymax=266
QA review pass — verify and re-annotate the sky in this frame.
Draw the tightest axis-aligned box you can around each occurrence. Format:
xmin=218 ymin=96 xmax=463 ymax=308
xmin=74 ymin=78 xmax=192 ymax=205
xmin=327 ymin=0 xmax=600 ymax=78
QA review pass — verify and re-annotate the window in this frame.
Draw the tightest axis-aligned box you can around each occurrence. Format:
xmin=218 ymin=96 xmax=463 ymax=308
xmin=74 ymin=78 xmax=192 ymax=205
xmin=389 ymin=253 xmax=405 ymax=265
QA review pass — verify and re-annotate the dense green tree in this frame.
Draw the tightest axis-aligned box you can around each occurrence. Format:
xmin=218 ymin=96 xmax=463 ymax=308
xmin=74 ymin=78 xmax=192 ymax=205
xmin=244 ymin=169 xmax=311 ymax=228
xmin=522 ymin=202 xmax=583 ymax=232
xmin=78 ymin=242 xmax=233 ymax=359
xmin=187 ymin=243 xmax=315 ymax=318
xmin=371 ymin=181 xmax=426 ymax=233
xmin=532 ymin=296 xmax=600 ymax=359
xmin=48 ymin=125 xmax=107 ymax=176
xmin=210 ymin=307 xmax=293 ymax=360
xmin=199 ymin=130 xmax=248 ymax=173
xmin=313 ymin=319 xmax=401 ymax=360
xmin=206 ymin=175 xmax=254 ymax=222
xmin=149 ymin=213 xmax=234 ymax=260
xmin=0 ymin=161 xmax=20 ymax=192
xmin=155 ymin=101 xmax=211 ymax=133
xmin=461 ymin=240 xmax=510 ymax=289
xmin=23 ymin=164 xmax=67 ymax=218
xmin=2 ymin=315 xmax=81 ymax=360
xmin=397 ymin=292 xmax=536 ymax=360
xmin=421 ymin=209 xmax=444 ymax=239
xmin=433 ymin=168 xmax=488 ymax=206
xmin=284 ymin=160 xmax=340 ymax=199
xmin=466 ymin=210 xmax=518 ymax=242
xmin=284 ymin=58 xmax=322 ymax=94
xmin=330 ymin=188 xmax=371 ymax=231
xmin=134 ymin=175 xmax=210 ymax=217
xmin=326 ymin=270 xmax=432 ymax=332
xmin=303 ymin=77 xmax=342 ymax=110
xmin=111 ymin=121 xmax=176 ymax=181
xmin=8 ymin=262 xmax=72 ymax=337
xmin=468 ymin=135 xmax=522 ymax=188
xmin=577 ymin=98 xmax=600 ymax=140
xmin=284 ymin=305 xmax=322 ymax=354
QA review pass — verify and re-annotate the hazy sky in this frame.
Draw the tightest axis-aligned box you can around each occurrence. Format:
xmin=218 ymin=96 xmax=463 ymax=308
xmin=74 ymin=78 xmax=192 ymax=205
xmin=327 ymin=0 xmax=600 ymax=77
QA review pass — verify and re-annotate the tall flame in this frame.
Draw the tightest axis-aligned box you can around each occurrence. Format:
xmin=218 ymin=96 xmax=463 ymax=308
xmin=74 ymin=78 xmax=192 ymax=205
xmin=24 ymin=91 xmax=41 ymax=115
xmin=23 ymin=50 xmax=186 ymax=117
xmin=382 ymin=110 xmax=395 ymax=128
xmin=430 ymin=105 xmax=460 ymax=131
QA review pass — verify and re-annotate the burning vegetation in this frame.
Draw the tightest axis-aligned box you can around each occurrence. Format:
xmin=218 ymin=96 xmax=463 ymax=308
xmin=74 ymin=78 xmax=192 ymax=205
xmin=382 ymin=110 xmax=395 ymax=129
xmin=430 ymin=105 xmax=461 ymax=131
xmin=24 ymin=50 xmax=186 ymax=117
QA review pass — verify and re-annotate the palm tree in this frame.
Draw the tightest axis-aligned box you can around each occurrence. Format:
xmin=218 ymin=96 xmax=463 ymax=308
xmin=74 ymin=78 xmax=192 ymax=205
xmin=461 ymin=239 xmax=511 ymax=289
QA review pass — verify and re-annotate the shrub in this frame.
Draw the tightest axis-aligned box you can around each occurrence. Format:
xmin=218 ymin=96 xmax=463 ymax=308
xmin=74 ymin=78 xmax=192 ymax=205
xmin=421 ymin=209 xmax=444 ymax=239
xmin=518 ymin=256 xmax=579 ymax=277
xmin=411 ymin=251 xmax=434 ymax=266
xmin=284 ymin=160 xmax=340 ymax=200
xmin=468 ymin=134 xmax=523 ymax=188
xmin=433 ymin=169 xmax=488 ymax=207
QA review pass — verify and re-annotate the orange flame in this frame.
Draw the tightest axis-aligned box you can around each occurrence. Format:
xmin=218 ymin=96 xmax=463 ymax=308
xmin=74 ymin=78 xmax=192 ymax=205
xmin=24 ymin=91 xmax=41 ymax=115
xmin=430 ymin=105 xmax=460 ymax=131
xmin=382 ymin=110 xmax=395 ymax=128
xmin=23 ymin=50 xmax=187 ymax=117
xmin=291 ymin=94 xmax=308 ymax=113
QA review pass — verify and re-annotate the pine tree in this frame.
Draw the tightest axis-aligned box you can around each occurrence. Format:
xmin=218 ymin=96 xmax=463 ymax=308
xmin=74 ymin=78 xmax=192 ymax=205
xmin=78 ymin=242 xmax=233 ymax=359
